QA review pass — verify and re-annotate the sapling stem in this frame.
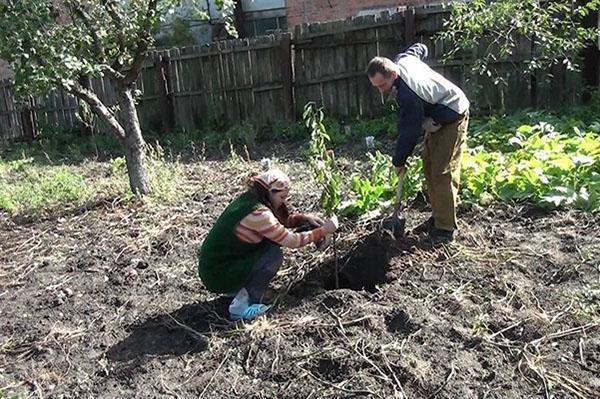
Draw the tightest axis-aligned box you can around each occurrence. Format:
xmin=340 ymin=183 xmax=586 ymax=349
xmin=333 ymin=234 xmax=339 ymax=289
xmin=303 ymin=102 xmax=342 ymax=287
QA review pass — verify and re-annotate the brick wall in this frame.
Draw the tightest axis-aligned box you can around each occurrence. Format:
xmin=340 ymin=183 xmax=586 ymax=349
xmin=286 ymin=0 xmax=429 ymax=28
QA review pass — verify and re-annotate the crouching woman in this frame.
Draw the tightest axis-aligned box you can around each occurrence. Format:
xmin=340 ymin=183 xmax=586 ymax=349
xmin=198 ymin=169 xmax=338 ymax=321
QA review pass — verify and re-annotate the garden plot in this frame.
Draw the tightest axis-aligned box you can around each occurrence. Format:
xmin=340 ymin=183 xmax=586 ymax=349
xmin=1 ymin=155 xmax=598 ymax=399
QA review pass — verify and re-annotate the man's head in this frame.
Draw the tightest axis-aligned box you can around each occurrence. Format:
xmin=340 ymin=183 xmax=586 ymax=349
xmin=366 ymin=57 xmax=399 ymax=94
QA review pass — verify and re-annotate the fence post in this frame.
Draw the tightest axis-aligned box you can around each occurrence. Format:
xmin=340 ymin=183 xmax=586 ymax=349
xmin=405 ymin=7 xmax=416 ymax=46
xmin=529 ymin=40 xmax=538 ymax=108
xmin=20 ymin=96 xmax=37 ymax=142
xmin=582 ymin=9 xmax=600 ymax=102
xmin=155 ymin=53 xmax=175 ymax=133
xmin=280 ymin=33 xmax=294 ymax=121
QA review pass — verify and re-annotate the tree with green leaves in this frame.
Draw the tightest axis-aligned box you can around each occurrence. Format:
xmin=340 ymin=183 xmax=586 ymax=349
xmin=438 ymin=0 xmax=600 ymax=93
xmin=0 ymin=0 xmax=184 ymax=194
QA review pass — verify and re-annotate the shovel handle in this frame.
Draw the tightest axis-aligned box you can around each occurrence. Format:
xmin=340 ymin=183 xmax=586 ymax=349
xmin=394 ymin=170 xmax=405 ymax=215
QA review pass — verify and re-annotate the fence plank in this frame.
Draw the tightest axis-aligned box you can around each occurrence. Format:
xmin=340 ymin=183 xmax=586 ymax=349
xmin=280 ymin=34 xmax=294 ymax=120
xmin=239 ymin=39 xmax=251 ymax=123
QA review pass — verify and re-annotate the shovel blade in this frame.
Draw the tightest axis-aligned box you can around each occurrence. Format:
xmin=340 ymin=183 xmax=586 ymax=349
xmin=382 ymin=214 xmax=406 ymax=239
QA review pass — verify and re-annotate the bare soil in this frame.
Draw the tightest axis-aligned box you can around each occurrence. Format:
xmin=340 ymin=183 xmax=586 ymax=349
xmin=1 ymin=154 xmax=599 ymax=399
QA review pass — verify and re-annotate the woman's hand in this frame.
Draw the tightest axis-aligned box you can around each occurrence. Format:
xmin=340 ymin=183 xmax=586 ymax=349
xmin=303 ymin=214 xmax=324 ymax=227
xmin=322 ymin=215 xmax=339 ymax=234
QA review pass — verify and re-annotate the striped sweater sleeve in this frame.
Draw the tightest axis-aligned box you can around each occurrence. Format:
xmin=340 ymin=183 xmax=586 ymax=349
xmin=236 ymin=207 xmax=325 ymax=248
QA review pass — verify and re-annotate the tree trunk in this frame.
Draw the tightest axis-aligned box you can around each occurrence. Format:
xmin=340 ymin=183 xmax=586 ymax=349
xmin=70 ymin=84 xmax=151 ymax=196
xmin=121 ymin=89 xmax=151 ymax=196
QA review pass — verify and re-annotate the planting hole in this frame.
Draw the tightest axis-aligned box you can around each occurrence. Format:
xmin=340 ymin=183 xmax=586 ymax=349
xmin=324 ymin=237 xmax=391 ymax=292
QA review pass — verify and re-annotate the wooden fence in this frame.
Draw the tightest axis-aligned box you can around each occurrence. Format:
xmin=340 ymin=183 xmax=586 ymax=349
xmin=0 ymin=5 xmax=588 ymax=143
xmin=136 ymin=34 xmax=293 ymax=133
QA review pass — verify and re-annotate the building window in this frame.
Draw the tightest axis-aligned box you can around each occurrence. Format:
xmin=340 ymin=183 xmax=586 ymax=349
xmin=243 ymin=16 xmax=287 ymax=37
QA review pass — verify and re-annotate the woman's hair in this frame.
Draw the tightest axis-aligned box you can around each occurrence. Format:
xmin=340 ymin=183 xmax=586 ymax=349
xmin=246 ymin=176 xmax=291 ymax=227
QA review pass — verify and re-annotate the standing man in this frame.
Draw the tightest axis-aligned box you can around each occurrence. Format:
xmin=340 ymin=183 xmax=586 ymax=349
xmin=366 ymin=43 xmax=470 ymax=245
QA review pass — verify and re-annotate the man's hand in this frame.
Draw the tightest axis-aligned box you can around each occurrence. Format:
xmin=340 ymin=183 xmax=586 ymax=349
xmin=395 ymin=165 xmax=406 ymax=176
xmin=422 ymin=117 xmax=442 ymax=133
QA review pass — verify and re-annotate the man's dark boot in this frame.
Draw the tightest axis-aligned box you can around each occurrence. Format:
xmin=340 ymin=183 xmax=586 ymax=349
xmin=412 ymin=216 xmax=435 ymax=235
xmin=425 ymin=226 xmax=454 ymax=246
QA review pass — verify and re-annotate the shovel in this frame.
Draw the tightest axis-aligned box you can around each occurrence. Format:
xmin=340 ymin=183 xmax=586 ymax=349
xmin=382 ymin=170 xmax=406 ymax=239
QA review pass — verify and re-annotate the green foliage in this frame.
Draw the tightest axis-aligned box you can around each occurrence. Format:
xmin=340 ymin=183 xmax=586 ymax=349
xmin=471 ymin=317 xmax=491 ymax=337
xmin=0 ymin=0 xmax=188 ymax=196
xmin=0 ymin=142 xmax=184 ymax=215
xmin=215 ymin=0 xmax=238 ymax=38
xmin=266 ymin=120 xmax=309 ymax=141
xmin=341 ymin=151 xmax=396 ymax=217
xmin=156 ymin=17 xmax=197 ymax=48
xmin=103 ymin=143 xmax=185 ymax=202
xmin=437 ymin=0 xmax=600 ymax=87
xmin=0 ymin=159 xmax=90 ymax=213
xmin=0 ymin=0 xmax=182 ymax=99
xmin=462 ymin=124 xmax=600 ymax=211
xmin=3 ymin=97 xmax=600 ymax=216
xmin=1 ymin=126 xmax=121 ymax=165
xmin=574 ymin=285 xmax=600 ymax=321
xmin=0 ymin=390 xmax=23 ymax=399
xmin=347 ymin=113 xmax=397 ymax=140
xmin=341 ymin=110 xmax=600 ymax=216
xmin=329 ymin=98 xmax=600 ymax=218
xmin=147 ymin=144 xmax=185 ymax=202
xmin=316 ymin=114 xmax=397 ymax=146
xmin=156 ymin=121 xmax=258 ymax=156
xmin=341 ymin=152 xmax=423 ymax=218
xmin=223 ymin=122 xmax=257 ymax=149
xmin=470 ymin=111 xmax=595 ymax=152
xmin=303 ymin=102 xmax=342 ymax=216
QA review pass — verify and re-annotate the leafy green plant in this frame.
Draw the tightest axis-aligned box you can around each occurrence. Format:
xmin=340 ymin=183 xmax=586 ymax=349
xmin=0 ymin=390 xmax=24 ymax=399
xmin=155 ymin=17 xmax=197 ymax=48
xmin=303 ymin=102 xmax=344 ymax=288
xmin=105 ymin=143 xmax=185 ymax=202
xmin=0 ymin=141 xmax=184 ymax=215
xmin=225 ymin=121 xmax=257 ymax=149
xmin=342 ymin=151 xmax=397 ymax=217
xmin=0 ymin=0 xmax=198 ymax=195
xmin=574 ymin=285 xmax=600 ymax=321
xmin=342 ymin=152 xmax=424 ymax=218
xmin=347 ymin=113 xmax=397 ymax=140
xmin=461 ymin=122 xmax=600 ymax=211
xmin=146 ymin=144 xmax=185 ymax=202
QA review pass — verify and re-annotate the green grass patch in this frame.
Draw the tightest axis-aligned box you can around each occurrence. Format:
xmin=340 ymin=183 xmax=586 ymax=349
xmin=0 ymin=144 xmax=185 ymax=215
xmin=101 ymin=145 xmax=186 ymax=203
xmin=0 ymin=158 xmax=91 ymax=213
